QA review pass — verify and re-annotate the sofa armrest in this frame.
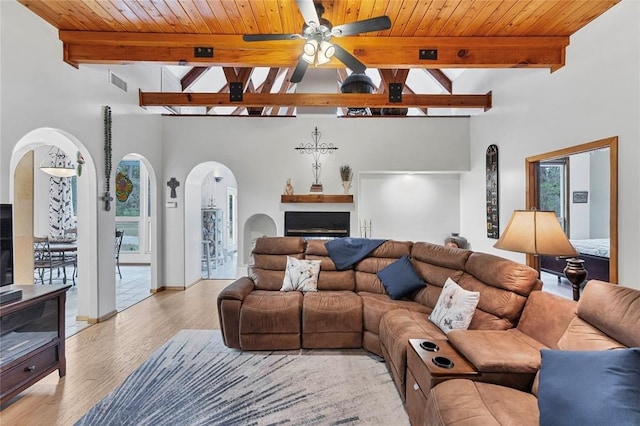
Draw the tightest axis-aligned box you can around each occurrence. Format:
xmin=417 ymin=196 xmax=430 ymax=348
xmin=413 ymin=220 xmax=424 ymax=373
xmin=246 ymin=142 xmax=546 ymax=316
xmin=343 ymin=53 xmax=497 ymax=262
xmin=448 ymin=328 xmax=547 ymax=391
xmin=218 ymin=276 xmax=255 ymax=301
xmin=449 ymin=329 xmax=547 ymax=374
xmin=217 ymin=277 xmax=255 ymax=349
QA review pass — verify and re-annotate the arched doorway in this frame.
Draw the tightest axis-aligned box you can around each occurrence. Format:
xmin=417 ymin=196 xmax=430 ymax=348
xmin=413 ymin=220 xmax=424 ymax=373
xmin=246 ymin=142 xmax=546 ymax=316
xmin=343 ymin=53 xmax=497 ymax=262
xmin=113 ymin=153 xmax=158 ymax=310
xmin=10 ymin=128 xmax=99 ymax=336
xmin=185 ymin=162 xmax=239 ymax=283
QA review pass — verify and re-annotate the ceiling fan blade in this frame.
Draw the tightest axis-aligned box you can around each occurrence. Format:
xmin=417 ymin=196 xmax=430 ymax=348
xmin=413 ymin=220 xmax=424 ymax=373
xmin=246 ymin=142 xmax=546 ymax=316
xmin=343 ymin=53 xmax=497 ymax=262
xmin=243 ymin=34 xmax=300 ymax=42
xmin=296 ymin=0 xmax=320 ymax=26
xmin=290 ymin=58 xmax=309 ymax=83
xmin=332 ymin=44 xmax=366 ymax=74
xmin=331 ymin=16 xmax=392 ymax=36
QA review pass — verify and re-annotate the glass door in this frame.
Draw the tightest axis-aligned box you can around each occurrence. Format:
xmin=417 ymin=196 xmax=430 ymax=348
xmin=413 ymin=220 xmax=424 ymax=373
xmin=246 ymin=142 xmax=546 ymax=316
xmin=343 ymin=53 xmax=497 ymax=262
xmin=115 ymin=157 xmax=151 ymax=264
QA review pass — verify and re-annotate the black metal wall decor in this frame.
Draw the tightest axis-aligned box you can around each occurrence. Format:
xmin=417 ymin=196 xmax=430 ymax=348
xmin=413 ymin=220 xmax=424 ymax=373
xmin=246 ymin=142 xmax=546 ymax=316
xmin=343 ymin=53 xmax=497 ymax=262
xmin=101 ymin=105 xmax=114 ymax=211
xmin=295 ymin=127 xmax=338 ymax=193
xmin=486 ymin=144 xmax=499 ymax=238
xmin=167 ymin=177 xmax=180 ymax=198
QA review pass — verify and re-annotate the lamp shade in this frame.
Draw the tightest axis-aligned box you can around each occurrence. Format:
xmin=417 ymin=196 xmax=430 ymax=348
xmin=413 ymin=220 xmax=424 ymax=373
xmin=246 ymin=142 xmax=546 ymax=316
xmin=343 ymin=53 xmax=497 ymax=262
xmin=39 ymin=147 xmax=76 ymax=177
xmin=494 ymin=210 xmax=578 ymax=256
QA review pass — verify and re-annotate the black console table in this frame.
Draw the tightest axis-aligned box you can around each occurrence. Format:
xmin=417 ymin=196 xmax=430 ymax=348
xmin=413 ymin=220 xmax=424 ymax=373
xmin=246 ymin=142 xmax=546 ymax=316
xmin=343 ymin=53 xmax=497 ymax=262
xmin=0 ymin=284 xmax=70 ymax=405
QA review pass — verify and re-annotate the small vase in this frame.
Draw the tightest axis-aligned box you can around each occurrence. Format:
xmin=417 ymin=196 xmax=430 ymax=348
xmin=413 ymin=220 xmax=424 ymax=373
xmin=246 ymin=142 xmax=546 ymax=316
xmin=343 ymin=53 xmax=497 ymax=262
xmin=445 ymin=233 xmax=467 ymax=249
xmin=341 ymin=181 xmax=352 ymax=194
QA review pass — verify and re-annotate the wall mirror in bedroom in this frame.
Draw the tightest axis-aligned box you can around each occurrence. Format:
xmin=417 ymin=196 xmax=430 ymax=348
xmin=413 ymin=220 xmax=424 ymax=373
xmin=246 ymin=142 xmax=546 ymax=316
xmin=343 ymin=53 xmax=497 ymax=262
xmin=525 ymin=136 xmax=618 ymax=284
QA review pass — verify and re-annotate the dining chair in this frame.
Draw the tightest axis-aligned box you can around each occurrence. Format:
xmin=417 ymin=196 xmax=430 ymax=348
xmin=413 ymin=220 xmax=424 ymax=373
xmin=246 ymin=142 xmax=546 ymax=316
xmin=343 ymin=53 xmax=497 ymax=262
xmin=115 ymin=229 xmax=124 ymax=278
xmin=34 ymin=236 xmax=75 ymax=285
xmin=57 ymin=227 xmax=78 ymax=280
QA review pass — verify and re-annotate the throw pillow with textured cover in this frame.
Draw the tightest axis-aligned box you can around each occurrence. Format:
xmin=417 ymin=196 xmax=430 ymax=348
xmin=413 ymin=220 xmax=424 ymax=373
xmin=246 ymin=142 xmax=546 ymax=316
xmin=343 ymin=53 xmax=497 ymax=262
xmin=281 ymin=256 xmax=321 ymax=292
xmin=377 ymin=254 xmax=426 ymax=300
xmin=429 ymin=277 xmax=479 ymax=333
xmin=538 ymin=348 xmax=640 ymax=426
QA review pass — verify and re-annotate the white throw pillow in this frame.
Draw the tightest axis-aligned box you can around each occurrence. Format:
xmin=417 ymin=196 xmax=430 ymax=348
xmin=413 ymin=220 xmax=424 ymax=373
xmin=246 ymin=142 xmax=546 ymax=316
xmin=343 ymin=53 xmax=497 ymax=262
xmin=429 ymin=277 xmax=480 ymax=333
xmin=281 ymin=256 xmax=321 ymax=292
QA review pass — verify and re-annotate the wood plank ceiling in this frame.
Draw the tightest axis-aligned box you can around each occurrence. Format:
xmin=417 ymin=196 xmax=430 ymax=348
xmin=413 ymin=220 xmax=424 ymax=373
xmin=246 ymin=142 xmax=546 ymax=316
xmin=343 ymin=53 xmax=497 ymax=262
xmin=18 ymin=0 xmax=620 ymax=116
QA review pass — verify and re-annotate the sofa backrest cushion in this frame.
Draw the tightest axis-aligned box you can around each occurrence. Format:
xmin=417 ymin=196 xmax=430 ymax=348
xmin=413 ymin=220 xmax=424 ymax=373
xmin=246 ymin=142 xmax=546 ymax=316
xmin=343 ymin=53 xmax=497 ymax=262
xmin=462 ymin=252 xmax=542 ymax=330
xmin=464 ymin=252 xmax=542 ymax=296
xmin=409 ymin=244 xmax=540 ymax=330
xmin=354 ymin=240 xmax=412 ymax=294
xmin=249 ymin=237 xmax=305 ymax=291
xmin=576 ymin=280 xmax=640 ymax=348
xmin=517 ymin=290 xmax=577 ymax=349
xmin=411 ymin=242 xmax=472 ymax=270
xmin=305 ymin=239 xmax=355 ymax=291
xmin=409 ymin=242 xmax=468 ymax=307
xmin=557 ymin=280 xmax=640 ymax=350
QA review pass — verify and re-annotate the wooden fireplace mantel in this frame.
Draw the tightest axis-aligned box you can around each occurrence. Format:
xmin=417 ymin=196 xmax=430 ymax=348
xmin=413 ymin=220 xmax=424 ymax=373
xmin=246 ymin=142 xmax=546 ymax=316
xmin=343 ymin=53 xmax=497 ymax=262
xmin=281 ymin=195 xmax=353 ymax=203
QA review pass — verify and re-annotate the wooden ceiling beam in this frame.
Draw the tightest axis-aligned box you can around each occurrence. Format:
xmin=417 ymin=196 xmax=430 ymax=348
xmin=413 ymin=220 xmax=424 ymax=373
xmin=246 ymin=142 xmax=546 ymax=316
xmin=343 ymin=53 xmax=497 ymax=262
xmin=139 ymin=91 xmax=492 ymax=110
xmin=181 ymin=66 xmax=209 ymax=91
xmin=251 ymin=67 xmax=281 ymax=115
xmin=425 ymin=69 xmax=453 ymax=94
xmin=271 ymin=67 xmax=297 ymax=116
xmin=59 ymin=32 xmax=568 ymax=70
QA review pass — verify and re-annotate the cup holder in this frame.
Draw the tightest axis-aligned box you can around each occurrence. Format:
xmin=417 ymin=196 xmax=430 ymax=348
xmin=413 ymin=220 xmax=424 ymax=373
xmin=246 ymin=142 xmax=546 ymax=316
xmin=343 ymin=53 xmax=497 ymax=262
xmin=432 ymin=356 xmax=454 ymax=369
xmin=419 ymin=341 xmax=439 ymax=352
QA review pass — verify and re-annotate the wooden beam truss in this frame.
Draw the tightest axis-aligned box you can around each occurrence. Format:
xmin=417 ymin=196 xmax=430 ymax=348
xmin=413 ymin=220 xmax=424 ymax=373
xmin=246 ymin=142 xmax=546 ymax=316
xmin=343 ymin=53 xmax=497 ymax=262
xmin=139 ymin=91 xmax=492 ymax=110
xmin=60 ymin=32 xmax=568 ymax=71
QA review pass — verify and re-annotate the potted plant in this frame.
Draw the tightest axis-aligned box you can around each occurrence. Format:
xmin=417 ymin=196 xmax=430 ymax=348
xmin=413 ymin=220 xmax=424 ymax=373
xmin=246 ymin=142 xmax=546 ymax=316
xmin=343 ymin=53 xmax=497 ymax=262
xmin=340 ymin=164 xmax=353 ymax=194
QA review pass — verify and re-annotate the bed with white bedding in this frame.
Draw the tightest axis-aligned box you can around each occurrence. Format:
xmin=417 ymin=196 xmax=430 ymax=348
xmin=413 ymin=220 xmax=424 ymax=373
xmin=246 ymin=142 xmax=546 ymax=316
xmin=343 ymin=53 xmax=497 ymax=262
xmin=540 ymin=238 xmax=610 ymax=282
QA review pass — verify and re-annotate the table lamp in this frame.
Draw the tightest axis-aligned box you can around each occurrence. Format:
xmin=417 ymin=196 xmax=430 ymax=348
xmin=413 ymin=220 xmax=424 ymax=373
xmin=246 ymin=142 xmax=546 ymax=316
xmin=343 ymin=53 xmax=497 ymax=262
xmin=494 ymin=209 xmax=587 ymax=301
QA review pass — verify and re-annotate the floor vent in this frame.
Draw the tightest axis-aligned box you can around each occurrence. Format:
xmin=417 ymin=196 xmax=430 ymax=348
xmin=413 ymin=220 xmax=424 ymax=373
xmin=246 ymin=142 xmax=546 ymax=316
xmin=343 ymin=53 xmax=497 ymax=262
xmin=110 ymin=71 xmax=128 ymax=92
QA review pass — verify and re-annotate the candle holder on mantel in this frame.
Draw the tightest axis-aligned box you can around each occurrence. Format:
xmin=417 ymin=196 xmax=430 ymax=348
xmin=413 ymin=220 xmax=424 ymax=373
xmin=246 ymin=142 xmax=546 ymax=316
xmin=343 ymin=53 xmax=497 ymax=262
xmin=360 ymin=219 xmax=372 ymax=238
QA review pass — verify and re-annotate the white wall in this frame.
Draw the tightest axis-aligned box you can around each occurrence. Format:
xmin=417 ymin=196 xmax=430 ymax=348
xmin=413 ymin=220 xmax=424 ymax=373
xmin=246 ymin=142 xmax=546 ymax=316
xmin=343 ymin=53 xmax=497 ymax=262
xmin=457 ymin=1 xmax=640 ymax=289
xmin=590 ymin=149 xmax=610 ymax=238
xmin=161 ymin=116 xmax=470 ymax=284
xmin=1 ymin=1 xmax=164 ymax=319
xmin=358 ymin=173 xmax=461 ymax=244
xmin=569 ymin=153 xmax=590 ymax=239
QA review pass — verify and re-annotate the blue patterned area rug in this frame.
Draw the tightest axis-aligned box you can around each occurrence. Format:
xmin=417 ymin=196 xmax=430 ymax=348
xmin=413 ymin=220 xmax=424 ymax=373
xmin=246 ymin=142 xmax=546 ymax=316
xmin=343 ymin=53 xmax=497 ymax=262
xmin=76 ymin=330 xmax=409 ymax=426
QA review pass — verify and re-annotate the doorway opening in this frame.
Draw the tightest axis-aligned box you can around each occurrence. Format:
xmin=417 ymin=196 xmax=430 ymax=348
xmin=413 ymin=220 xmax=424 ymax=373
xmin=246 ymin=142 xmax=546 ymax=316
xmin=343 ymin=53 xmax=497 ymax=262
xmin=114 ymin=154 xmax=154 ymax=311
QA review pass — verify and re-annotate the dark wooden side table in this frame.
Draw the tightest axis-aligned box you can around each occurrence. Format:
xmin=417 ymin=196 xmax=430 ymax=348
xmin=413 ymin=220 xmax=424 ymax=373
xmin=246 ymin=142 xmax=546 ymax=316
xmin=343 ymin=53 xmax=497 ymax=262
xmin=405 ymin=338 xmax=478 ymax=425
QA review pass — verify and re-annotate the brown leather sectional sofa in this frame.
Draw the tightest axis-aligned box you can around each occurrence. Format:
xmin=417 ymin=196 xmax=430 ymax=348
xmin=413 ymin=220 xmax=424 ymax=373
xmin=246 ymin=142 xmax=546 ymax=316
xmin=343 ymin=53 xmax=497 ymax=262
xmin=217 ymin=237 xmax=541 ymax=392
xmin=217 ymin=237 xmax=640 ymax=424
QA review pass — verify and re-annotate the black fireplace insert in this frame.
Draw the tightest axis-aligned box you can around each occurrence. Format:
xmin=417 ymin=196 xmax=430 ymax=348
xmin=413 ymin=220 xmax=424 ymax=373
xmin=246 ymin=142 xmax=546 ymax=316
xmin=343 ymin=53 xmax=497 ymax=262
xmin=284 ymin=211 xmax=350 ymax=239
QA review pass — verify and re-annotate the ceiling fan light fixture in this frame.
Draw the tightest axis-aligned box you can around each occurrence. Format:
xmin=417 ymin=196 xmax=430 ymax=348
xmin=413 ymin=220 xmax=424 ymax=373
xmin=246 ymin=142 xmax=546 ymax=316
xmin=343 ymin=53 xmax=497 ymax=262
xmin=303 ymin=39 xmax=318 ymax=56
xmin=316 ymin=52 xmax=331 ymax=65
xmin=301 ymin=52 xmax=315 ymax=64
xmin=320 ymin=41 xmax=335 ymax=58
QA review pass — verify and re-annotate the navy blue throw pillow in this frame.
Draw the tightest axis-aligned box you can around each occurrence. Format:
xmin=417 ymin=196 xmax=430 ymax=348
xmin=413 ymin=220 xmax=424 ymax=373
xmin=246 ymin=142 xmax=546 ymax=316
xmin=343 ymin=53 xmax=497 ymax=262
xmin=538 ymin=348 xmax=640 ymax=426
xmin=376 ymin=254 xmax=426 ymax=300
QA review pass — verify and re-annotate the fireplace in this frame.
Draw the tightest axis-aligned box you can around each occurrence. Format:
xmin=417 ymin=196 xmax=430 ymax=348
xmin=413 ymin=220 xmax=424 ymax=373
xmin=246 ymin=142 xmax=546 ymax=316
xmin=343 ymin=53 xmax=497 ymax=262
xmin=284 ymin=211 xmax=350 ymax=239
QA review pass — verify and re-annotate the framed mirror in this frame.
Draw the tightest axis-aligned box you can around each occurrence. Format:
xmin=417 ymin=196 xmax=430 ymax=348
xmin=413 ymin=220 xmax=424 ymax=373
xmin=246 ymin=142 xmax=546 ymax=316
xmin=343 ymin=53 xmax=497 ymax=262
xmin=525 ymin=136 xmax=618 ymax=283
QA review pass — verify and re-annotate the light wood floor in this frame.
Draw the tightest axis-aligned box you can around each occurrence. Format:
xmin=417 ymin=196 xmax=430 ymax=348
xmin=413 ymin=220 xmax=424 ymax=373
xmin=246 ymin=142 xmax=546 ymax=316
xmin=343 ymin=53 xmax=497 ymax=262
xmin=0 ymin=279 xmax=232 ymax=425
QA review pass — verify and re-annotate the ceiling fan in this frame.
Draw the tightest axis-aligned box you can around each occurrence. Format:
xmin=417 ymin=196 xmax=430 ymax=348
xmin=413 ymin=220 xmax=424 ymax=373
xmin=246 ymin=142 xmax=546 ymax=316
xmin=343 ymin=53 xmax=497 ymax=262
xmin=242 ymin=0 xmax=391 ymax=83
